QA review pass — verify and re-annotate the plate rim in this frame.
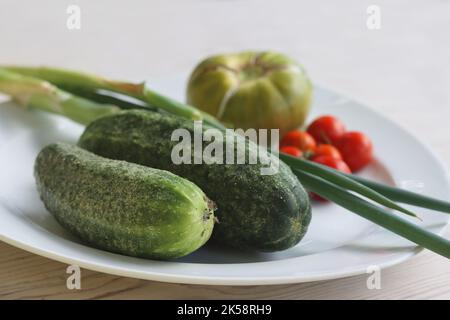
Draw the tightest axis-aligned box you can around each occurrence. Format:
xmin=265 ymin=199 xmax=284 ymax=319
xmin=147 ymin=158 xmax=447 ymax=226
xmin=0 ymin=84 xmax=449 ymax=286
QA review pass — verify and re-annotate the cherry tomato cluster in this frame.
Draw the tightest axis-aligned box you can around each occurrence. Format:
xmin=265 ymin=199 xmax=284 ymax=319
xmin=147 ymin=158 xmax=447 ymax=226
xmin=280 ymin=115 xmax=373 ymax=201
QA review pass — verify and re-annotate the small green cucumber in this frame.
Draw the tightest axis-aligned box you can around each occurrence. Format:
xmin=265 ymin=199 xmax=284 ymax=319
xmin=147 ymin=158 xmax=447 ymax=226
xmin=78 ymin=110 xmax=311 ymax=252
xmin=34 ymin=143 xmax=215 ymax=260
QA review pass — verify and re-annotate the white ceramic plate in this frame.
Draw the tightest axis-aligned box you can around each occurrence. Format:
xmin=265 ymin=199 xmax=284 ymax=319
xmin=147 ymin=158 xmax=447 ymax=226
xmin=0 ymin=76 xmax=449 ymax=286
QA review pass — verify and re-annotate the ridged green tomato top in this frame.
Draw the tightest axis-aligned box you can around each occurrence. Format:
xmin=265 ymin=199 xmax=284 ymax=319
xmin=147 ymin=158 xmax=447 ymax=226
xmin=186 ymin=51 xmax=313 ymax=137
xmin=34 ymin=143 xmax=215 ymax=260
xmin=78 ymin=110 xmax=312 ymax=252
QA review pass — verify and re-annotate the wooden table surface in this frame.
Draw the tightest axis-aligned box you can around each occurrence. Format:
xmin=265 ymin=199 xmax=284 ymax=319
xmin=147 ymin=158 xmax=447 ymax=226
xmin=0 ymin=0 xmax=449 ymax=299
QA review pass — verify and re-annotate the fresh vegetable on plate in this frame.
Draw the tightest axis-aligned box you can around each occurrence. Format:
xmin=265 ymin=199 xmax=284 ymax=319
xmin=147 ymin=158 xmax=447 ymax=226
xmin=0 ymin=68 xmax=122 ymax=124
xmin=307 ymin=115 xmax=346 ymax=145
xmin=280 ymin=146 xmax=303 ymax=158
xmin=295 ymin=170 xmax=450 ymax=260
xmin=186 ymin=51 xmax=313 ymax=137
xmin=281 ymin=115 xmax=374 ymax=172
xmin=311 ymin=144 xmax=342 ymax=161
xmin=1 ymin=65 xmax=450 ymax=260
xmin=309 ymin=155 xmax=352 ymax=201
xmin=335 ymin=131 xmax=373 ymax=172
xmin=35 ymin=143 xmax=215 ymax=259
xmin=280 ymin=130 xmax=316 ymax=152
xmin=78 ymin=110 xmax=312 ymax=252
xmin=0 ymin=66 xmax=225 ymax=129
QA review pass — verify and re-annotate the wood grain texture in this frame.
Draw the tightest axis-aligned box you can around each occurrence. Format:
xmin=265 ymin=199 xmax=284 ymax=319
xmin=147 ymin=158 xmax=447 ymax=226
xmin=0 ymin=0 xmax=450 ymax=299
xmin=0 ymin=240 xmax=449 ymax=300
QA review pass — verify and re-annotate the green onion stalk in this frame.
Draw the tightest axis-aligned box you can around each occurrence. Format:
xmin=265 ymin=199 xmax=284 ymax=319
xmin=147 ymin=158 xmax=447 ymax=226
xmin=1 ymin=66 xmax=225 ymax=130
xmin=296 ymin=170 xmax=450 ymax=259
xmin=0 ymin=66 xmax=449 ymax=259
xmin=0 ymin=68 xmax=121 ymax=124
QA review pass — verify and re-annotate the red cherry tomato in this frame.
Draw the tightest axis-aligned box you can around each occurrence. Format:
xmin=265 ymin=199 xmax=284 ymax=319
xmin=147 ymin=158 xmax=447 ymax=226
xmin=313 ymin=155 xmax=351 ymax=173
xmin=336 ymin=131 xmax=373 ymax=172
xmin=307 ymin=115 xmax=346 ymax=145
xmin=310 ymin=156 xmax=352 ymax=201
xmin=280 ymin=146 xmax=303 ymax=158
xmin=311 ymin=144 xmax=342 ymax=161
xmin=280 ymin=130 xmax=316 ymax=152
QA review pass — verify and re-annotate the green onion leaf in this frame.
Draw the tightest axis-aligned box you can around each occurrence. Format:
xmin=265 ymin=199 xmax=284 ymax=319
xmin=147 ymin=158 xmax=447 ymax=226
xmin=294 ymin=169 xmax=450 ymax=259
xmin=344 ymin=173 xmax=450 ymax=214
xmin=280 ymin=153 xmax=421 ymax=219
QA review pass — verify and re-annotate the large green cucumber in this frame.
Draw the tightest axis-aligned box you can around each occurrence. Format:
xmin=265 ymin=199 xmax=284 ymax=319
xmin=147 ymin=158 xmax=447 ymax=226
xmin=78 ymin=110 xmax=311 ymax=251
xmin=34 ymin=143 xmax=215 ymax=260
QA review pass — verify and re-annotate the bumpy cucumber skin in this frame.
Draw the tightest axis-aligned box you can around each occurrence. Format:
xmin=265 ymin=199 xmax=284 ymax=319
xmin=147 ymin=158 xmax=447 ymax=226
xmin=34 ymin=143 xmax=215 ymax=260
xmin=78 ymin=110 xmax=311 ymax=252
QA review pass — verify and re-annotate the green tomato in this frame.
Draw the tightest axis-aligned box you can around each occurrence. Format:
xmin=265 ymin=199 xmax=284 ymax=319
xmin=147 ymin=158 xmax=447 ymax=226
xmin=186 ymin=51 xmax=313 ymax=137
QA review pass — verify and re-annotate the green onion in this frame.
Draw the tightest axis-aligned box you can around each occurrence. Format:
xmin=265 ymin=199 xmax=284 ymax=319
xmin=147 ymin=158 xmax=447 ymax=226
xmin=280 ymin=153 xmax=420 ymax=219
xmin=344 ymin=173 xmax=450 ymax=214
xmin=2 ymin=66 xmax=226 ymax=130
xmin=295 ymin=169 xmax=450 ymax=259
xmin=4 ymin=66 xmax=447 ymax=214
xmin=1 ymin=65 xmax=450 ymax=259
xmin=0 ymin=69 xmax=120 ymax=124
xmin=60 ymin=87 xmax=158 ymax=112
